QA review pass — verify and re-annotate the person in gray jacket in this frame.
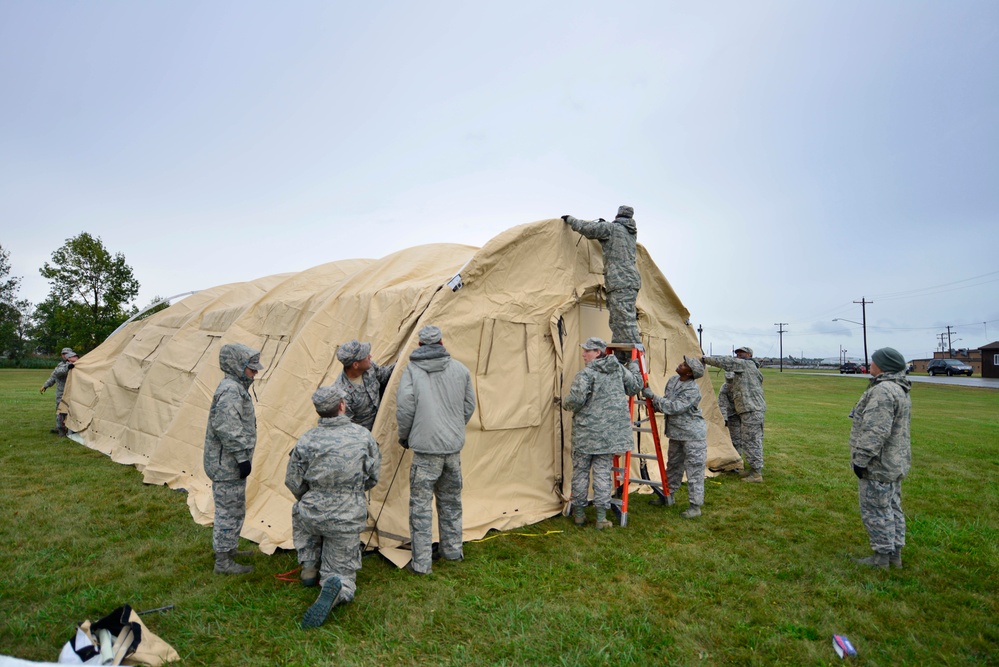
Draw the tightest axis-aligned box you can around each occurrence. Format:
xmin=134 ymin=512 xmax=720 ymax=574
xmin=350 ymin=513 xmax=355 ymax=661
xmin=643 ymin=356 xmax=708 ymax=518
xmin=562 ymin=337 xmax=644 ymax=529
xmin=849 ymin=347 xmax=912 ymax=569
xmin=286 ymin=385 xmax=381 ymax=628
xmin=396 ymin=325 xmax=476 ymax=575
xmin=332 ymin=339 xmax=396 ymax=431
xmin=203 ymin=343 xmax=263 ymax=575
xmin=703 ymin=346 xmax=766 ymax=482
xmin=561 ymin=206 xmax=641 ymax=346
xmin=40 ymin=347 xmax=79 ymax=435
xmin=718 ymin=371 xmax=742 ymax=459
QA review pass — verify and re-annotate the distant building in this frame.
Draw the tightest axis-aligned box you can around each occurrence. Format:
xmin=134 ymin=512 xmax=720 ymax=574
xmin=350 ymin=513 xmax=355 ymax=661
xmin=979 ymin=341 xmax=999 ymax=379
xmin=911 ymin=347 xmax=983 ymax=375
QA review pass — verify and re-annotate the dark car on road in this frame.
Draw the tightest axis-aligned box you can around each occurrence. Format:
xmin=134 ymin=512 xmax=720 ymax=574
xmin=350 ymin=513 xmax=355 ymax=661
xmin=926 ymin=359 xmax=974 ymax=376
xmin=840 ymin=362 xmax=862 ymax=374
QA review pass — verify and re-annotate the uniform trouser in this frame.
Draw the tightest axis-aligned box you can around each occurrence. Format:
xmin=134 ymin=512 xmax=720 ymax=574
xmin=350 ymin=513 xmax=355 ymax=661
xmin=726 ymin=415 xmax=743 ymax=456
xmin=666 ymin=438 xmax=707 ymax=505
xmin=212 ymin=478 xmax=246 ymax=552
xmin=292 ymin=508 xmax=361 ymax=601
xmin=409 ymin=452 xmax=463 ymax=574
xmin=858 ymin=478 xmax=906 ymax=555
xmin=607 ymin=288 xmax=641 ymax=344
xmin=570 ymin=451 xmax=614 ymax=511
xmin=739 ymin=411 xmax=765 ymax=471
xmin=54 ymin=390 xmax=64 ymax=430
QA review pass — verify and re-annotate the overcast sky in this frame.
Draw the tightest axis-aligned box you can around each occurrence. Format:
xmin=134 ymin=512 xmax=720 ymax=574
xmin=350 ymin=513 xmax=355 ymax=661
xmin=2 ymin=1 xmax=997 ymax=362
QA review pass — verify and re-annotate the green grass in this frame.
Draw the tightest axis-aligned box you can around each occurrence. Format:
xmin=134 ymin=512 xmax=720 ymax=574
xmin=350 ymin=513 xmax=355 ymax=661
xmin=2 ymin=368 xmax=997 ymax=666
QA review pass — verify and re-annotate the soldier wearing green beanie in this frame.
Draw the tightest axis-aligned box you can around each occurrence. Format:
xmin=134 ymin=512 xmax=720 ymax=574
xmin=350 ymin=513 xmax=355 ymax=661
xmin=848 ymin=346 xmax=912 ymax=569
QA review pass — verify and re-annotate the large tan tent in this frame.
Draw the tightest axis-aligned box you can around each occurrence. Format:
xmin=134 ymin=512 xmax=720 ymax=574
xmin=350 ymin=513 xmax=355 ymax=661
xmin=63 ymin=220 xmax=739 ymax=556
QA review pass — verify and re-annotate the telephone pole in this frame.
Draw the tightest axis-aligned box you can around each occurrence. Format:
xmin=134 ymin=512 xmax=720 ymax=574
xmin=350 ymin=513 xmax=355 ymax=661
xmin=697 ymin=324 xmax=703 ymax=351
xmin=854 ymin=297 xmax=872 ymax=371
xmin=775 ymin=323 xmax=788 ymax=372
xmin=946 ymin=325 xmax=956 ymax=356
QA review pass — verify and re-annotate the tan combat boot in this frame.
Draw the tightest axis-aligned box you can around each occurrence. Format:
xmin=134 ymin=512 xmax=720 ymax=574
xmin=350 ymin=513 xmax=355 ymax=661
xmin=741 ymin=469 xmax=763 ymax=483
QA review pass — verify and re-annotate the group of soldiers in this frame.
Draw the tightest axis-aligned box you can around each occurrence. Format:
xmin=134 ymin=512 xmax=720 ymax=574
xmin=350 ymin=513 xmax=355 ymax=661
xmin=202 ymin=324 xmax=474 ymax=629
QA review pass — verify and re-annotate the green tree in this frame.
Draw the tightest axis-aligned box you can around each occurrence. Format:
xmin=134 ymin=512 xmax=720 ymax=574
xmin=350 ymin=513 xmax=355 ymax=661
xmin=0 ymin=244 xmax=32 ymax=362
xmin=37 ymin=233 xmax=140 ymax=353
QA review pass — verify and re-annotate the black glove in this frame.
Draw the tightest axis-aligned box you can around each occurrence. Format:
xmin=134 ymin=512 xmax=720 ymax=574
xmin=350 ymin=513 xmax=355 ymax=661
xmin=67 ymin=364 xmax=75 ymax=369
xmin=853 ymin=464 xmax=866 ymax=480
xmin=399 ymin=439 xmax=409 ymax=449
xmin=597 ymin=217 xmax=606 ymax=222
xmin=238 ymin=460 xmax=252 ymax=479
xmin=560 ymin=215 xmax=570 ymax=222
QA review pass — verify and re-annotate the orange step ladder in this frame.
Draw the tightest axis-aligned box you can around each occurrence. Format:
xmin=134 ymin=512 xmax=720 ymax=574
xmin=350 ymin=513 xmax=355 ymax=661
xmin=608 ymin=343 xmax=670 ymax=527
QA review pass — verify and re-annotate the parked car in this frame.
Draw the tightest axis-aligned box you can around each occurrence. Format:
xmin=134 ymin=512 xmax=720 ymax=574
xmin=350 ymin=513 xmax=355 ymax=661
xmin=840 ymin=362 xmax=861 ymax=374
xmin=926 ymin=359 xmax=974 ymax=376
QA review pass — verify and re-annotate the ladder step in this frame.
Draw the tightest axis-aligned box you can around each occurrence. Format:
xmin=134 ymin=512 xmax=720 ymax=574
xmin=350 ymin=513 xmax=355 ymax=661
xmin=630 ymin=453 xmax=659 ymax=460
xmin=633 ymin=426 xmax=655 ymax=434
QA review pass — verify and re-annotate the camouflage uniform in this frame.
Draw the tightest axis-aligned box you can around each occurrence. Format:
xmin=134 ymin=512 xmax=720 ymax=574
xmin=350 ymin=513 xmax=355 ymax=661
xmin=564 ymin=206 xmax=642 ymax=344
xmin=702 ymin=355 xmax=766 ymax=471
xmin=850 ymin=371 xmax=911 ymax=556
xmin=647 ymin=375 xmax=708 ymax=506
xmin=203 ymin=343 xmax=260 ymax=553
xmin=332 ymin=361 xmax=394 ymax=431
xmin=718 ymin=373 xmax=742 ymax=456
xmin=285 ymin=414 xmax=381 ymax=600
xmin=42 ymin=359 xmax=72 ymax=431
xmin=563 ymin=355 xmax=643 ymax=512
xmin=396 ymin=327 xmax=476 ymax=574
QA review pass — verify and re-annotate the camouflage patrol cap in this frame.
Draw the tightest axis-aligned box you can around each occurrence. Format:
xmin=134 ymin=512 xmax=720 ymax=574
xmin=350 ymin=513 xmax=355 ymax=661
xmin=735 ymin=346 xmax=753 ymax=357
xmin=245 ymin=354 xmax=264 ymax=371
xmin=580 ymin=337 xmax=607 ymax=351
xmin=617 ymin=205 xmax=634 ymax=219
xmin=337 ymin=340 xmax=371 ymax=365
xmin=312 ymin=385 xmax=346 ymax=414
xmin=418 ymin=325 xmax=442 ymax=345
xmin=61 ymin=347 xmax=77 ymax=357
xmin=684 ymin=355 xmax=704 ymax=379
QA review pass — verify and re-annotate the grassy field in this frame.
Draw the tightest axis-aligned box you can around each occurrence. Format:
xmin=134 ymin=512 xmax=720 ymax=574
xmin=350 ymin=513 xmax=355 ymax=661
xmin=1 ymin=368 xmax=997 ymax=666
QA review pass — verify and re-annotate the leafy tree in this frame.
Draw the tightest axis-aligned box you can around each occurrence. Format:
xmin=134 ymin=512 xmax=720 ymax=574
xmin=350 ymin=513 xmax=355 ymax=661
xmin=0 ymin=244 xmax=32 ymax=361
xmin=37 ymin=233 xmax=140 ymax=353
xmin=134 ymin=294 xmax=171 ymax=322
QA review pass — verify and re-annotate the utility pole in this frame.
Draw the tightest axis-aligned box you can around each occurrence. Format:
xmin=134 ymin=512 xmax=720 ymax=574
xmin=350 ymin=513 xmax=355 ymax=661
xmin=854 ymin=297 xmax=872 ymax=371
xmin=946 ymin=325 xmax=956 ymax=356
xmin=697 ymin=324 xmax=703 ymax=351
xmin=775 ymin=322 xmax=787 ymax=372
xmin=936 ymin=332 xmax=947 ymax=353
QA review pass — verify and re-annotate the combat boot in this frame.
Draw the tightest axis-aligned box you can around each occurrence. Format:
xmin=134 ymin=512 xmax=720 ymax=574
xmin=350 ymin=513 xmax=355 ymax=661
xmin=889 ymin=548 xmax=903 ymax=569
xmin=680 ymin=503 xmax=701 ymax=518
xmin=214 ymin=550 xmax=254 ymax=575
xmin=301 ymin=576 xmax=343 ymax=629
xmin=741 ymin=469 xmax=763 ymax=483
xmin=572 ymin=505 xmax=587 ymax=527
xmin=595 ymin=509 xmax=613 ymax=531
xmin=649 ymin=492 xmax=674 ymax=506
xmin=737 ymin=467 xmax=753 ymax=477
xmin=852 ymin=552 xmax=889 ymax=569
xmin=301 ymin=561 xmax=319 ymax=587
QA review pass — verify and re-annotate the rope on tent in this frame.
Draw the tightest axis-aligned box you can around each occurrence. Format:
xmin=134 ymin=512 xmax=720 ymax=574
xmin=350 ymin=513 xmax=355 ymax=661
xmin=469 ymin=530 xmax=563 ymax=544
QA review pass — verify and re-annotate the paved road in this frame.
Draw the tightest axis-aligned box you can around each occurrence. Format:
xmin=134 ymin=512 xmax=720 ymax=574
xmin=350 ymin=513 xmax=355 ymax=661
xmin=790 ymin=371 xmax=999 ymax=389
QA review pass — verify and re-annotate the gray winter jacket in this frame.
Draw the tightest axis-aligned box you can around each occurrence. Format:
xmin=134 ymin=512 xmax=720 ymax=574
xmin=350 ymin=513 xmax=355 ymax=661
xmin=702 ymin=356 xmax=766 ymax=414
xmin=850 ymin=371 xmax=912 ymax=482
xmin=648 ymin=375 xmax=707 ymax=441
xmin=396 ymin=343 xmax=476 ymax=455
xmin=563 ymin=356 xmax=643 ymax=455
xmin=203 ymin=343 xmax=259 ymax=481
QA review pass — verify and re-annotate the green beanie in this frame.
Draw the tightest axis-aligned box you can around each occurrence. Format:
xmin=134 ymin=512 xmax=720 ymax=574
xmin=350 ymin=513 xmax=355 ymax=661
xmin=872 ymin=347 xmax=906 ymax=373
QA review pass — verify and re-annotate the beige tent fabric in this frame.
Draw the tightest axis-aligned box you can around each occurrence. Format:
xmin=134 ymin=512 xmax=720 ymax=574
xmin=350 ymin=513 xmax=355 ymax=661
xmin=64 ymin=220 xmax=739 ymax=554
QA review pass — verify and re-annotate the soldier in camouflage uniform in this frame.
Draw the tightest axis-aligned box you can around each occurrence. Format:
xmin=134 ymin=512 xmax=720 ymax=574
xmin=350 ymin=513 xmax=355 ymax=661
xmin=703 ymin=346 xmax=766 ymax=482
xmin=562 ymin=337 xmax=644 ymax=529
xmin=396 ymin=325 xmax=476 ymax=575
xmin=203 ymin=343 xmax=263 ymax=575
xmin=290 ymin=339 xmax=395 ymax=586
xmin=40 ymin=347 xmax=79 ymax=435
xmin=286 ymin=385 xmax=381 ymax=628
xmin=333 ymin=339 xmax=396 ymax=431
xmin=561 ymin=206 xmax=642 ymax=345
xmin=718 ymin=372 xmax=743 ymax=458
xmin=643 ymin=356 xmax=708 ymax=518
xmin=849 ymin=347 xmax=911 ymax=569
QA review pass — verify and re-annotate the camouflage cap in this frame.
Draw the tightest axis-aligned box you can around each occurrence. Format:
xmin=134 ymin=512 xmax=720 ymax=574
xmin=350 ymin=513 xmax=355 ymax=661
xmin=580 ymin=337 xmax=607 ymax=351
xmin=312 ymin=385 xmax=346 ymax=414
xmin=735 ymin=346 xmax=753 ymax=357
xmin=337 ymin=340 xmax=371 ymax=365
xmin=61 ymin=347 xmax=77 ymax=357
xmin=418 ymin=325 xmax=442 ymax=345
xmin=617 ymin=205 xmax=634 ymax=219
xmin=245 ymin=354 xmax=264 ymax=371
xmin=684 ymin=355 xmax=704 ymax=379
